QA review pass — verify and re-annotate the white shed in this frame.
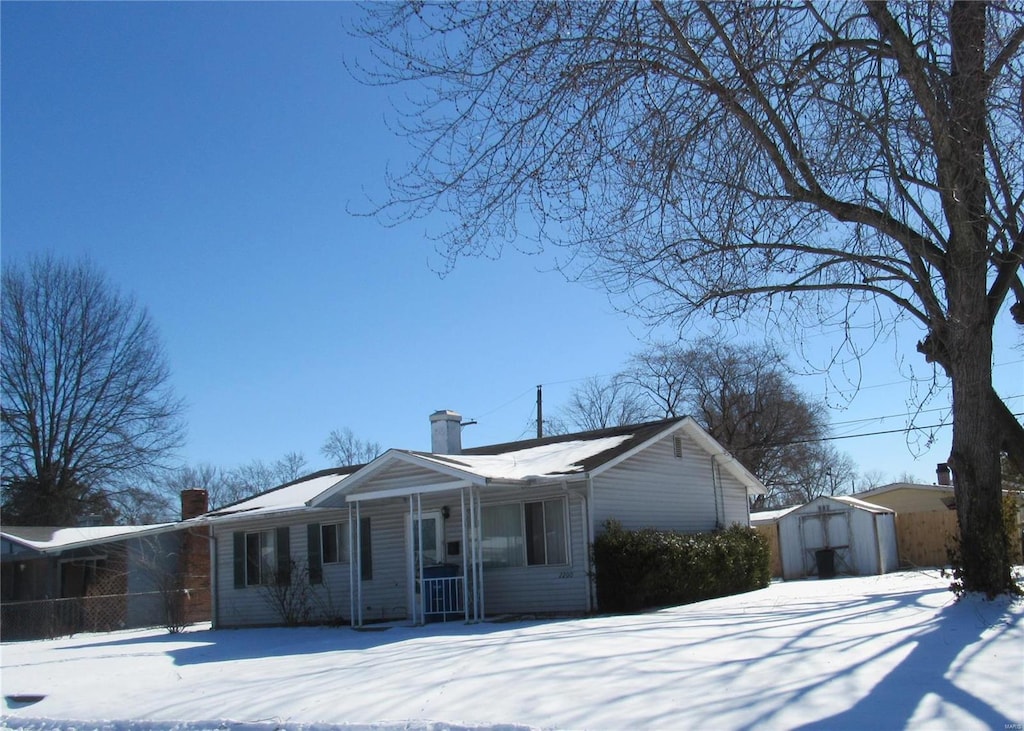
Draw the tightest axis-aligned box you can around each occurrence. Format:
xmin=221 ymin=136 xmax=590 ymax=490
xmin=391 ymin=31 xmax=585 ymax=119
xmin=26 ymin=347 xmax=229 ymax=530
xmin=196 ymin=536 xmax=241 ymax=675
xmin=778 ymin=495 xmax=899 ymax=580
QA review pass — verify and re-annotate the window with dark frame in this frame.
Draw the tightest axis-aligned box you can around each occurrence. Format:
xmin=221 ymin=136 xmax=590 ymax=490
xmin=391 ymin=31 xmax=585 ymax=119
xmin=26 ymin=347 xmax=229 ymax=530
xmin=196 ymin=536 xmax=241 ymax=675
xmin=244 ymin=529 xmax=276 ymax=586
xmin=320 ymin=522 xmax=348 ymax=564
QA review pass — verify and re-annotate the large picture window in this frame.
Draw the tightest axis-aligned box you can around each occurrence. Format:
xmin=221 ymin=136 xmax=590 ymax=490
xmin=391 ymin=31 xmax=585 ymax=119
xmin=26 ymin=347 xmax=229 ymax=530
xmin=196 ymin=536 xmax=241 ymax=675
xmin=481 ymin=503 xmax=524 ymax=568
xmin=481 ymin=498 xmax=568 ymax=568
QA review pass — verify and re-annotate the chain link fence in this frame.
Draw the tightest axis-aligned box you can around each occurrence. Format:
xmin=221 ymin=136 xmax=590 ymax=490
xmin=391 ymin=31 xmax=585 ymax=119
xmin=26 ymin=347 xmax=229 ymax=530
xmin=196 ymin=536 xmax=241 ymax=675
xmin=1 ymin=587 xmax=210 ymax=641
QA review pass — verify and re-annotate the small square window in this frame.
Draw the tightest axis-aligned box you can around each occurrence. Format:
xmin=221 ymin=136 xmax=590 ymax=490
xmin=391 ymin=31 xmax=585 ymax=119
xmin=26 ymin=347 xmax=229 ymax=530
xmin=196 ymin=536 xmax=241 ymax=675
xmin=321 ymin=523 xmax=348 ymax=564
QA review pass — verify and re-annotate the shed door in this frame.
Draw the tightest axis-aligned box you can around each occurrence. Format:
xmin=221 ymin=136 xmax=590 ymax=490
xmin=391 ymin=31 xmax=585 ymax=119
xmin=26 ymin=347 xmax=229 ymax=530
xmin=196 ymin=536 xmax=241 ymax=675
xmin=798 ymin=510 xmax=853 ymax=576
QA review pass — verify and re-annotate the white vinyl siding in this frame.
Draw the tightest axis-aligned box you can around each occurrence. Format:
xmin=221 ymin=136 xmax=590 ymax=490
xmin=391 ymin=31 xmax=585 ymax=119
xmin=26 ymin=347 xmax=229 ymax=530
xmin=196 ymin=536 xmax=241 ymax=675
xmin=213 ymin=511 xmax=350 ymax=628
xmin=592 ymin=429 xmax=751 ymax=535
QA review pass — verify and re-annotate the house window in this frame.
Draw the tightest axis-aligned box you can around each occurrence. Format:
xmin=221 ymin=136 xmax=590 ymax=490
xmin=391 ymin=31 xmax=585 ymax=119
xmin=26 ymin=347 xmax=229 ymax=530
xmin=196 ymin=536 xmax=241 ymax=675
xmin=481 ymin=498 xmax=568 ymax=568
xmin=234 ymin=527 xmax=290 ymax=589
xmin=481 ymin=503 xmax=524 ymax=568
xmin=525 ymin=498 xmax=567 ymax=566
xmin=321 ymin=522 xmax=348 ymax=564
xmin=245 ymin=530 xmax=276 ymax=586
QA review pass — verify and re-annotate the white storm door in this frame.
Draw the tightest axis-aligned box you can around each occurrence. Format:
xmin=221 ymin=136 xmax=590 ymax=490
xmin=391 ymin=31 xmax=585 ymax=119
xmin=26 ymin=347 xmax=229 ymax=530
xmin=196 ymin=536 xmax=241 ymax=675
xmin=411 ymin=510 xmax=444 ymax=567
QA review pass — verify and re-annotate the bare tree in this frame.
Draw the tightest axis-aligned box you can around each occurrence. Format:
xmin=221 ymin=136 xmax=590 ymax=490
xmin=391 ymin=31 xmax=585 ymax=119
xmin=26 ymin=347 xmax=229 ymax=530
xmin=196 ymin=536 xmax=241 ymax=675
xmin=321 ymin=428 xmax=381 ymax=466
xmin=1 ymin=256 xmax=184 ymax=526
xmin=787 ymin=448 xmax=858 ymax=506
xmin=220 ymin=452 xmax=310 ymax=507
xmin=559 ymin=376 xmax=656 ymax=432
xmin=856 ymin=470 xmax=889 ymax=492
xmin=354 ymin=2 xmax=1023 ymax=594
xmin=162 ymin=463 xmax=233 ymax=511
xmin=622 ymin=340 xmax=840 ymax=507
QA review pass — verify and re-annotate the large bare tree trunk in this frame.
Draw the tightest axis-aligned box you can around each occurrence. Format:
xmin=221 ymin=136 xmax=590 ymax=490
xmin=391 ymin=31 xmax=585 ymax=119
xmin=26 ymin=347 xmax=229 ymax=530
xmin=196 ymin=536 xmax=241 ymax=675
xmin=945 ymin=2 xmax=1011 ymax=594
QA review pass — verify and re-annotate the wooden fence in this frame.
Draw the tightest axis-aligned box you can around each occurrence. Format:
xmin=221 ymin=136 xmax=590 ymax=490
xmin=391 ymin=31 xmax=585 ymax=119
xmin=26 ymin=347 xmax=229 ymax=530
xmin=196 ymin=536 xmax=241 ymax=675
xmin=894 ymin=511 xmax=959 ymax=569
xmin=754 ymin=524 xmax=783 ymax=578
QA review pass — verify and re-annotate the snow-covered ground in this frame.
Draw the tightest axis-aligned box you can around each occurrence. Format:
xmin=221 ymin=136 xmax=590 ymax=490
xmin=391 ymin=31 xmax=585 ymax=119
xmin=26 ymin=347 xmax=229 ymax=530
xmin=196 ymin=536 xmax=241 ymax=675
xmin=2 ymin=570 xmax=1022 ymax=731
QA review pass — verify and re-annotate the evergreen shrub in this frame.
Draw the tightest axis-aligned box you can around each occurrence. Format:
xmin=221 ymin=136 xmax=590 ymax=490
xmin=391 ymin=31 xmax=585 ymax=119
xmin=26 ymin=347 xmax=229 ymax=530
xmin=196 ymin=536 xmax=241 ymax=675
xmin=592 ymin=520 xmax=770 ymax=613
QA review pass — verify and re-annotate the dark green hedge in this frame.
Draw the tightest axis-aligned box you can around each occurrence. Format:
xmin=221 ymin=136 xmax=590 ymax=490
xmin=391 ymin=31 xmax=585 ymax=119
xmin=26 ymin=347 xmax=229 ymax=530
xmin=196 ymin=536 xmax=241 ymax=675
xmin=593 ymin=520 xmax=771 ymax=613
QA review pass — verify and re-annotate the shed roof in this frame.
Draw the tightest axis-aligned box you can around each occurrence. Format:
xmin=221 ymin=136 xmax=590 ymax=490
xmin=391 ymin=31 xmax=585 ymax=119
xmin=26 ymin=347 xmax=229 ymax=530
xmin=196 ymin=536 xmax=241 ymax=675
xmin=780 ymin=494 xmax=896 ymax=519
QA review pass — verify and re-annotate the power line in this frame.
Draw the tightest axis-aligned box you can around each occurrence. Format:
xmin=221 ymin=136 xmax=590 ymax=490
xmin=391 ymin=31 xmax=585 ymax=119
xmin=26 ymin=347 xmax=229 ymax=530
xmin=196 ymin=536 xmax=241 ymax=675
xmin=784 ymin=412 xmax=1024 ymax=446
xmin=473 ymin=360 xmax=1022 ymax=432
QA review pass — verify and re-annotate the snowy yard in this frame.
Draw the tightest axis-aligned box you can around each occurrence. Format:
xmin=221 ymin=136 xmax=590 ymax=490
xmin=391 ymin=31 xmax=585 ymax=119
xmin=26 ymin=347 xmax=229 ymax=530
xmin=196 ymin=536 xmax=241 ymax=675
xmin=2 ymin=569 xmax=1022 ymax=731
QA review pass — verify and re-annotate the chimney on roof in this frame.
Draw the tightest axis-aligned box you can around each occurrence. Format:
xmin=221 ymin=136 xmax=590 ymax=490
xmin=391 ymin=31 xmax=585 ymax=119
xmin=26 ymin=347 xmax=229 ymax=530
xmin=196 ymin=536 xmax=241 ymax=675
xmin=180 ymin=489 xmax=209 ymax=520
xmin=936 ymin=463 xmax=952 ymax=486
xmin=430 ymin=410 xmax=463 ymax=454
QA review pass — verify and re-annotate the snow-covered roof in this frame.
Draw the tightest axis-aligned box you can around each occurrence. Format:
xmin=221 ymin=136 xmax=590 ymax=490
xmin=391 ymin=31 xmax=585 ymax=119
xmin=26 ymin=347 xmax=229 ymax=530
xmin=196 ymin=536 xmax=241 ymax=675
xmin=833 ymin=495 xmax=896 ymax=513
xmin=409 ymin=435 xmax=634 ymax=481
xmin=753 ymin=495 xmax=895 ymax=524
xmin=203 ymin=468 xmax=355 ymax=521
xmin=1 ymin=523 xmax=178 ymax=554
xmin=749 ymin=506 xmax=798 ymax=524
xmin=207 ymin=417 xmax=767 ymax=519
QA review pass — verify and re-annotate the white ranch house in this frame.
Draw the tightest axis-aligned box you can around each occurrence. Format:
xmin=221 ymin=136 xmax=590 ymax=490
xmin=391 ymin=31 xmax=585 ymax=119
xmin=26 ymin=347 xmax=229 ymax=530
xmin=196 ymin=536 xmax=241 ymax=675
xmin=202 ymin=412 xmax=765 ymax=627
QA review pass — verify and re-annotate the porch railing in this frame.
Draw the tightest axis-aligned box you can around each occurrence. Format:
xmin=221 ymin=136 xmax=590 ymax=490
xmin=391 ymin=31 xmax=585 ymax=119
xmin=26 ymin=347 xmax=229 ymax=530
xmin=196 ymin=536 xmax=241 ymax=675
xmin=422 ymin=575 xmax=464 ymax=621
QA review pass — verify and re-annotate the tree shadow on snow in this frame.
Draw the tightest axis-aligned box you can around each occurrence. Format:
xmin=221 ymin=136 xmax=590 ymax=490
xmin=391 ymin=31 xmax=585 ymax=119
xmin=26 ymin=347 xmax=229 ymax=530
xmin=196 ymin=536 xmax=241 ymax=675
xmin=785 ymin=593 xmax=1020 ymax=731
xmin=58 ymin=617 xmax=563 ymax=666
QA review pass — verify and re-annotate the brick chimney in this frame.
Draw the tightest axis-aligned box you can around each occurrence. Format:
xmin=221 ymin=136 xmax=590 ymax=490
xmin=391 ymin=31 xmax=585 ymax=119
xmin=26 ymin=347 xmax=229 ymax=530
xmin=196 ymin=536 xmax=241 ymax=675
xmin=936 ymin=463 xmax=952 ymax=486
xmin=180 ymin=489 xmax=209 ymax=520
xmin=430 ymin=410 xmax=462 ymax=454
xmin=178 ymin=488 xmax=211 ymax=625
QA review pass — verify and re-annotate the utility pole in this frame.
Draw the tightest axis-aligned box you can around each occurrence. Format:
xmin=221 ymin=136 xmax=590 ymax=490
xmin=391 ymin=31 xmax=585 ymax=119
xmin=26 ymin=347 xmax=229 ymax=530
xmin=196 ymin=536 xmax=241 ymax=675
xmin=536 ymin=385 xmax=543 ymax=439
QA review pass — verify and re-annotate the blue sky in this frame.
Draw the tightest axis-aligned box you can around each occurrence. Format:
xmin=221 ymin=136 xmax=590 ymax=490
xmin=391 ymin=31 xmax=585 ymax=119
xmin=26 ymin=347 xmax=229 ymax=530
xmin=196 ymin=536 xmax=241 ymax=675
xmin=3 ymin=2 xmax=1021 ymax=487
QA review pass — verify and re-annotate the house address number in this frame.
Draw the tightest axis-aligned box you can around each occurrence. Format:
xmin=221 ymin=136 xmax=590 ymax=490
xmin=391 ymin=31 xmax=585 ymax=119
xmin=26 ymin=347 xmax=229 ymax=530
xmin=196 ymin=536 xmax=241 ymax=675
xmin=558 ymin=570 xmax=574 ymax=579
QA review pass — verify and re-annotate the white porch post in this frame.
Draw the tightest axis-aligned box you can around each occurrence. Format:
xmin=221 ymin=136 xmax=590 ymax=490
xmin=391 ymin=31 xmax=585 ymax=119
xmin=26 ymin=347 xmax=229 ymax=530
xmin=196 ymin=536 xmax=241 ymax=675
xmin=475 ymin=487 xmax=485 ymax=620
xmin=467 ymin=486 xmax=477 ymax=621
xmin=355 ymin=500 xmax=363 ymax=628
xmin=416 ymin=492 xmax=425 ymax=626
xmin=408 ymin=497 xmax=416 ymax=626
xmin=460 ymin=487 xmax=469 ymax=623
xmin=348 ymin=502 xmax=355 ymax=627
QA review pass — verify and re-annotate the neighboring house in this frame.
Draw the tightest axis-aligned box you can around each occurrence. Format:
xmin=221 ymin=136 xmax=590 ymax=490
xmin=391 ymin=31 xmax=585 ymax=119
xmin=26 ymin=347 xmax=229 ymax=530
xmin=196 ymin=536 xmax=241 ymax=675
xmin=0 ymin=490 xmax=211 ymax=640
xmin=855 ymin=472 xmax=1024 ymax=565
xmin=776 ymin=495 xmax=899 ymax=580
xmin=853 ymin=481 xmax=956 ymax=514
xmin=203 ymin=412 xmax=765 ymax=628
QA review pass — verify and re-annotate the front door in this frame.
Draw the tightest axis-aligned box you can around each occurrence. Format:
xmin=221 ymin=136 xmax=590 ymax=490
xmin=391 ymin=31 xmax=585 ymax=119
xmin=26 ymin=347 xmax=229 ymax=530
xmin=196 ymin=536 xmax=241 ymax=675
xmin=411 ymin=510 xmax=444 ymax=567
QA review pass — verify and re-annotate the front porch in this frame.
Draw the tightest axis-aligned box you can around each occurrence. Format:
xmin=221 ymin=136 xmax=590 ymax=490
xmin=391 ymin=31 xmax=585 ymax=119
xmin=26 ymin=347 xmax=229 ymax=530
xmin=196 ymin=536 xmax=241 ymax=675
xmin=346 ymin=483 xmax=489 ymax=627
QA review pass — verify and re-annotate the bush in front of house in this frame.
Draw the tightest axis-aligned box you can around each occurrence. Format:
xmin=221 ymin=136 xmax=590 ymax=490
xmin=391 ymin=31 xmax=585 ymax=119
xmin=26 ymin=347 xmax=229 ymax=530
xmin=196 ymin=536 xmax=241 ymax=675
xmin=593 ymin=520 xmax=771 ymax=613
